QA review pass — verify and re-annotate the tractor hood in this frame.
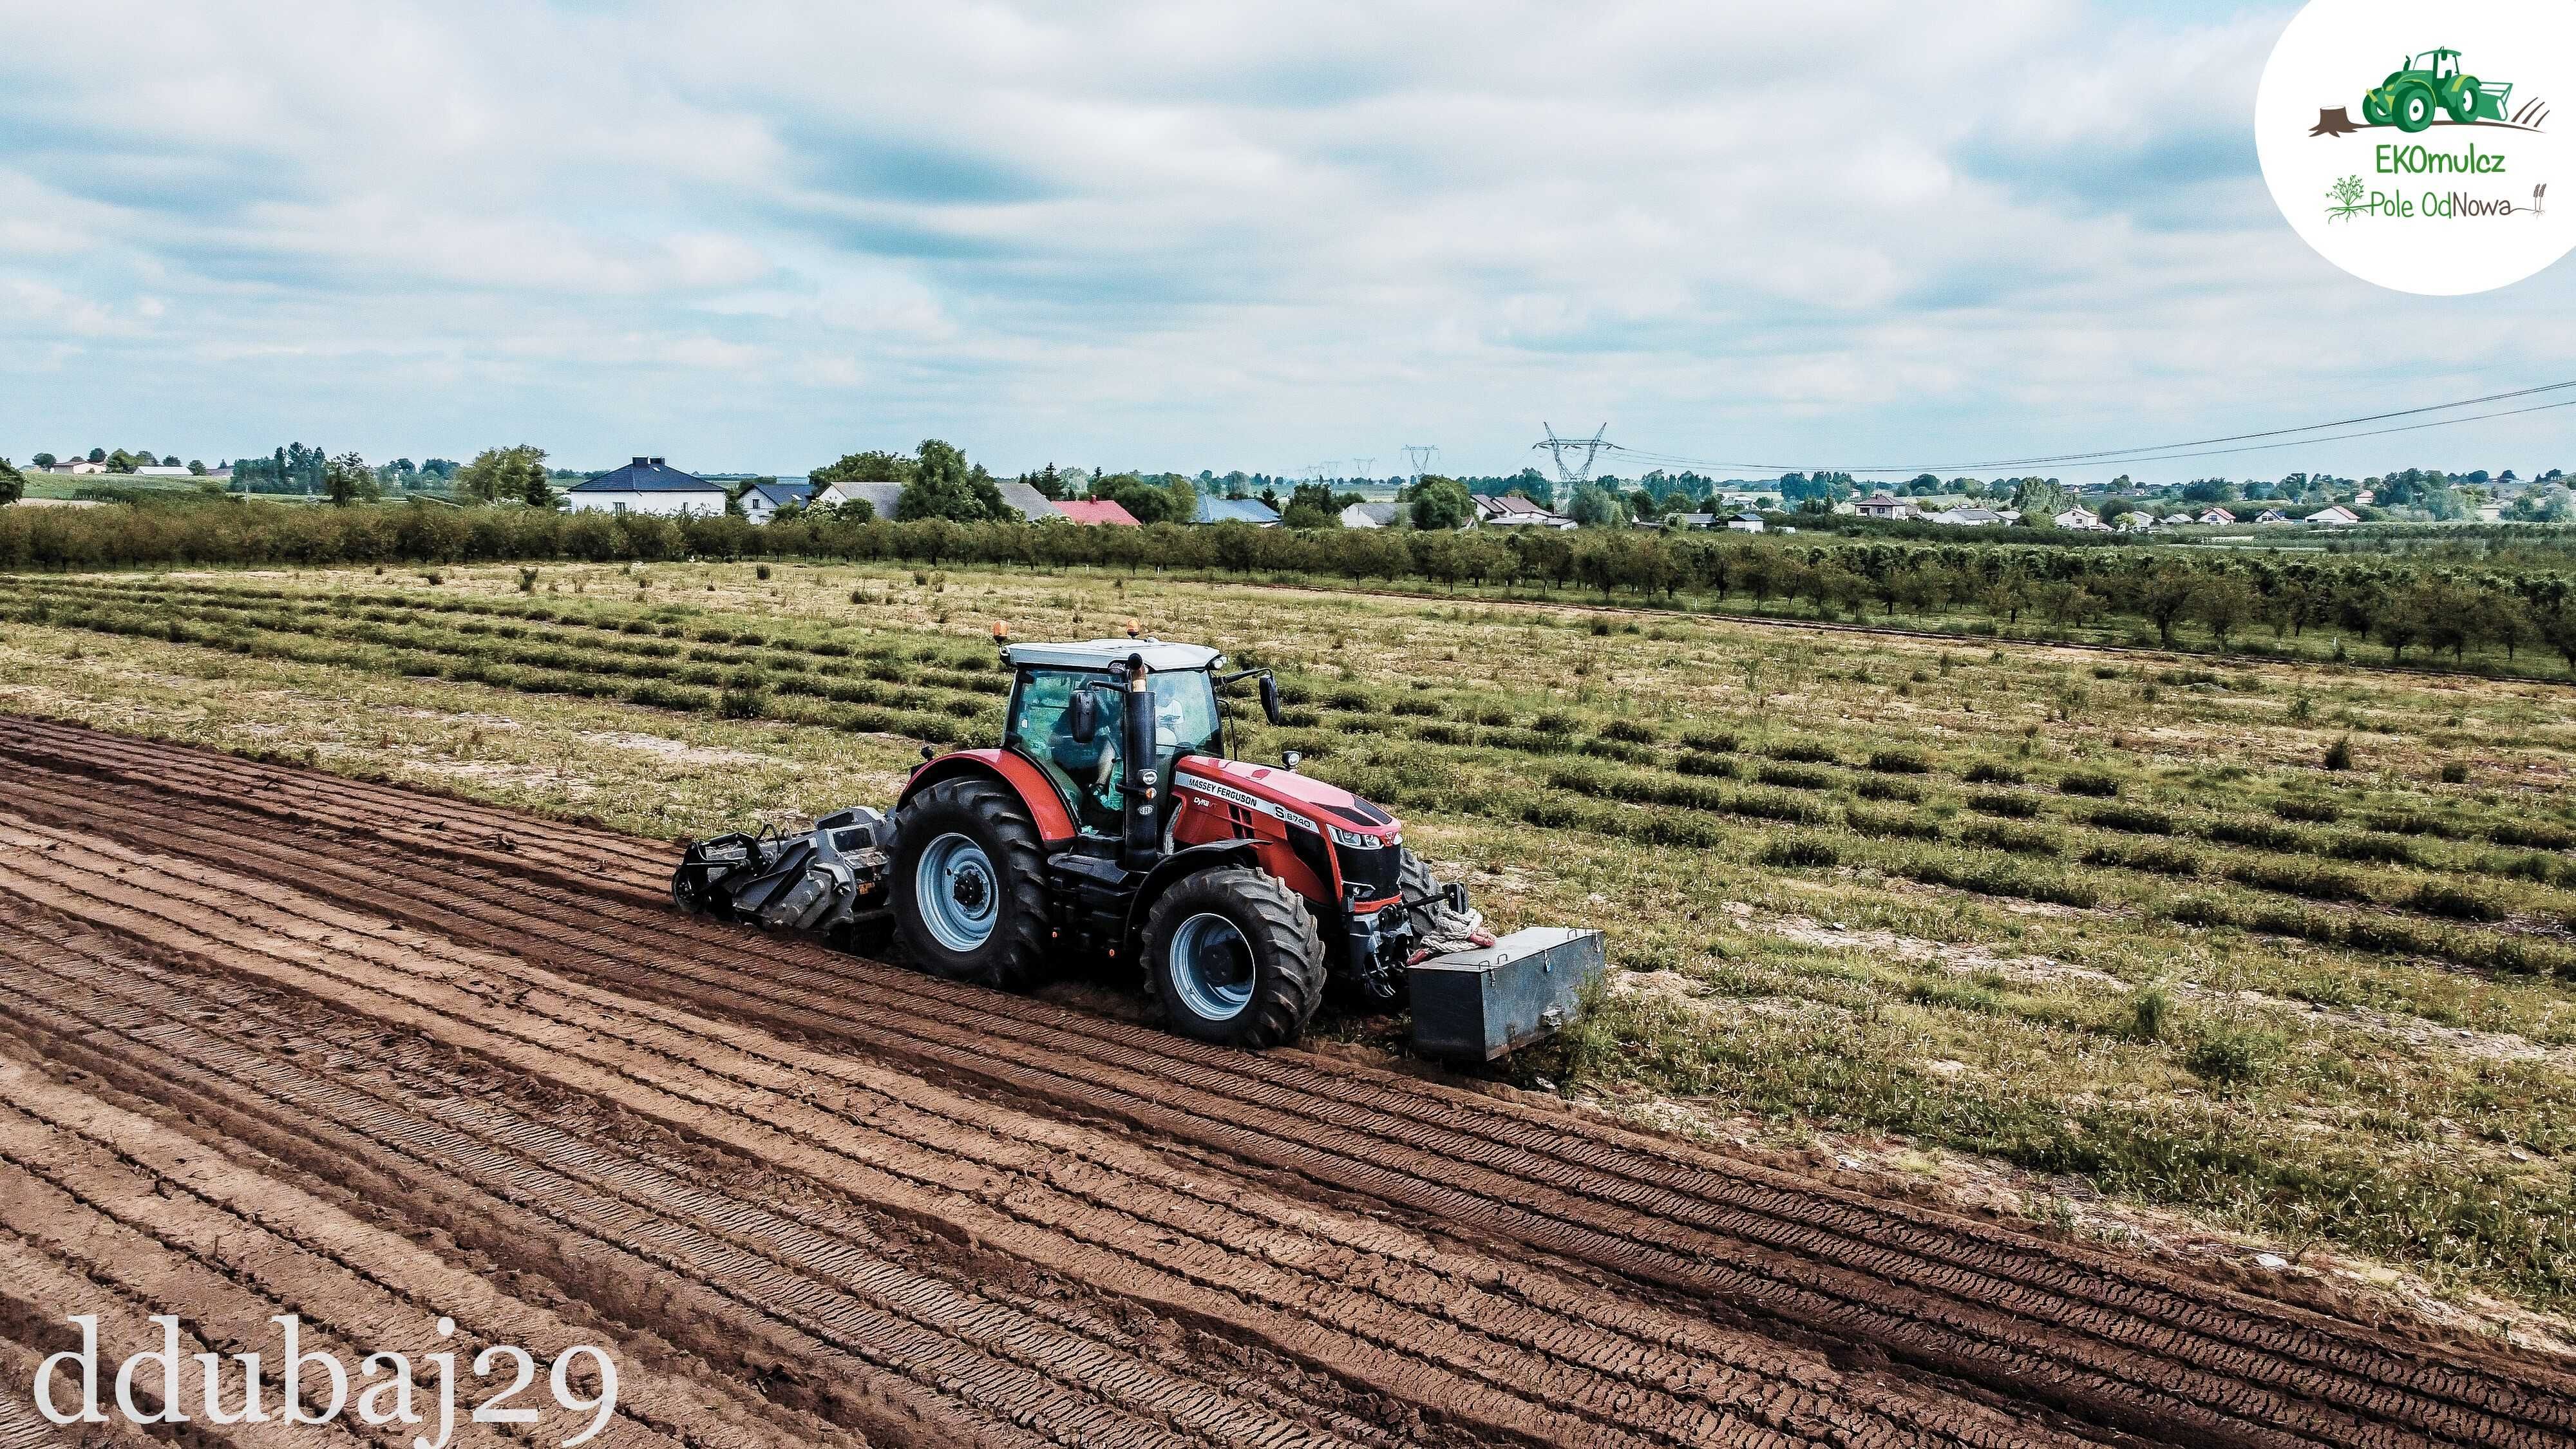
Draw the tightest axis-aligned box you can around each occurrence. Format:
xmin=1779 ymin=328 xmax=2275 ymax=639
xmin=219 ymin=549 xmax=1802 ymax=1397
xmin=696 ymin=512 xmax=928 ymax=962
xmin=1175 ymin=755 xmax=1403 ymax=847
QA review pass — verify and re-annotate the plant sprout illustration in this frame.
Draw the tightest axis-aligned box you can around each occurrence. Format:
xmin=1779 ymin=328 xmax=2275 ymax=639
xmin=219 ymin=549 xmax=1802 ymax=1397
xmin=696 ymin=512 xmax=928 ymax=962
xmin=2325 ymin=175 xmax=2367 ymax=221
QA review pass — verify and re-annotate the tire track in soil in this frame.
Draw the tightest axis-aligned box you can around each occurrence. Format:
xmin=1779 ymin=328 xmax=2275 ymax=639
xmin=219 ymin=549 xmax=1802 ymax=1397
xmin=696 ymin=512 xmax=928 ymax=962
xmin=1 ymin=718 xmax=2571 ymax=1446
xmin=0 ymin=732 xmax=2555 ymax=1443
xmin=0 ymin=820 xmax=2019 ymax=1449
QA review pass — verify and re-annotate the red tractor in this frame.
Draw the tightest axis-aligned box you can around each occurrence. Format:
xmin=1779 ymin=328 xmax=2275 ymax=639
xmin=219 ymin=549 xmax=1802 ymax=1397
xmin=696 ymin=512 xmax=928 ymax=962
xmin=674 ymin=632 xmax=1600 ymax=1055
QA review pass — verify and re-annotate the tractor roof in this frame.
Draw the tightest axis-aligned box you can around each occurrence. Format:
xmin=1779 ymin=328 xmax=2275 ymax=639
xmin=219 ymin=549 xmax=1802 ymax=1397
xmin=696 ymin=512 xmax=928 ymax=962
xmin=1003 ymin=638 xmax=1225 ymax=673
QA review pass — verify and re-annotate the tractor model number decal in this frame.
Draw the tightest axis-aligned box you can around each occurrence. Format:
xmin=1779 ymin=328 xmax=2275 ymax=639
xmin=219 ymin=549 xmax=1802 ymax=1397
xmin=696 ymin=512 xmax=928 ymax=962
xmin=1180 ymin=777 xmax=1321 ymax=833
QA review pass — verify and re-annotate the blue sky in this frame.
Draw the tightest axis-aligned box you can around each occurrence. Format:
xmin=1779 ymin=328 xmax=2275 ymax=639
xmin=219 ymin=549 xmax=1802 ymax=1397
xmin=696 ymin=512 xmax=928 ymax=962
xmin=3 ymin=0 xmax=2570 ymax=483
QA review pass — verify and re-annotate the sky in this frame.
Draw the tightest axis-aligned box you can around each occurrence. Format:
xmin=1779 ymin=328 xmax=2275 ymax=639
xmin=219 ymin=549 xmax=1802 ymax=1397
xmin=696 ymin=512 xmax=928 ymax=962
xmin=3 ymin=0 xmax=2571 ymax=484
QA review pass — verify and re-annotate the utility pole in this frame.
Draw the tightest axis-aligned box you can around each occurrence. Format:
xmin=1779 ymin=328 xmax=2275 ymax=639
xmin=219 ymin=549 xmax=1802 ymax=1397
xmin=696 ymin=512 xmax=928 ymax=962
xmin=1402 ymin=445 xmax=1439 ymax=485
xmin=1533 ymin=423 xmax=1616 ymax=485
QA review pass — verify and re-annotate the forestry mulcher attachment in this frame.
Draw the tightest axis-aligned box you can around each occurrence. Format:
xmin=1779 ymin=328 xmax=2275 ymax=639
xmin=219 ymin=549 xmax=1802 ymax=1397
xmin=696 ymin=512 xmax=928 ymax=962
xmin=673 ymin=631 xmax=1602 ymax=1057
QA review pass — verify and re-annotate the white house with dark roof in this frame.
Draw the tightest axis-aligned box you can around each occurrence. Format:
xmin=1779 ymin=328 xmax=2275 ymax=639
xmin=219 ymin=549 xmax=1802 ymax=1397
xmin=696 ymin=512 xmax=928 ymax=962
xmin=565 ymin=458 xmax=729 ymax=517
xmin=1340 ymin=500 xmax=1403 ymax=529
xmin=741 ymin=481 xmax=815 ymax=524
xmin=1472 ymin=493 xmax=1576 ymax=529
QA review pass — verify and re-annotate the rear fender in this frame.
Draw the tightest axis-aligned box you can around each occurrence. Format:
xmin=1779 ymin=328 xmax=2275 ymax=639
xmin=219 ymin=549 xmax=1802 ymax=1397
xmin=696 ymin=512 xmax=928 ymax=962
xmin=1120 ymin=840 xmax=1260 ymax=957
xmin=898 ymin=749 xmax=1077 ymax=844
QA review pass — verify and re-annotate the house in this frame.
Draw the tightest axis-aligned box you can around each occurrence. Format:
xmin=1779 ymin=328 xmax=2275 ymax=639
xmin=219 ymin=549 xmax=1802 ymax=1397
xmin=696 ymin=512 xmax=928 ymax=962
xmin=1056 ymin=498 xmax=1141 ymax=526
xmin=1929 ymin=507 xmax=2005 ymax=527
xmin=1717 ymin=491 xmax=1770 ymax=509
xmin=1472 ymin=493 xmax=1576 ymax=529
xmin=1340 ymin=500 xmax=1403 ymax=529
xmin=1662 ymin=511 xmax=1718 ymax=530
xmin=811 ymin=479 xmax=903 ymax=516
xmin=1851 ymin=494 xmax=1917 ymax=520
xmin=2476 ymin=504 xmax=2506 ymax=523
xmin=50 ymin=460 xmax=105 ymax=475
xmin=133 ymin=465 xmax=191 ymax=477
xmin=1725 ymin=512 xmax=1765 ymax=533
xmin=564 ymin=457 xmax=730 ymax=517
xmin=2159 ymin=511 xmax=2195 ymax=526
xmin=2353 ymin=489 xmax=2375 ymax=505
xmin=2197 ymin=507 xmax=2237 ymax=525
xmin=740 ymin=481 xmax=815 ymax=524
xmin=2054 ymin=507 xmax=2111 ymax=531
xmin=2255 ymin=509 xmax=2291 ymax=524
xmin=999 ymin=479 xmax=1066 ymax=521
xmin=1194 ymin=495 xmax=1280 ymax=526
xmin=204 ymin=465 xmax=232 ymax=483
xmin=2306 ymin=505 xmax=2362 ymax=526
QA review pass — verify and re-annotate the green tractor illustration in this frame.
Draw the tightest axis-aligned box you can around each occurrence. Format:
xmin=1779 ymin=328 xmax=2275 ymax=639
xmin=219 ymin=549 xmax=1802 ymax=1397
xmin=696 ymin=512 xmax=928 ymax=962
xmin=2364 ymin=49 xmax=2512 ymax=132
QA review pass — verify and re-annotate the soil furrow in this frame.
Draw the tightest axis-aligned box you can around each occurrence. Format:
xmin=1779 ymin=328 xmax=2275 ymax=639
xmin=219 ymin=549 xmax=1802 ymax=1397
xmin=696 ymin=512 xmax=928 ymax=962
xmin=0 ymin=938 xmax=1354 ymax=1449
xmin=0 ymin=828 xmax=1937 ymax=1449
xmin=0 ymin=764 xmax=2516 ymax=1448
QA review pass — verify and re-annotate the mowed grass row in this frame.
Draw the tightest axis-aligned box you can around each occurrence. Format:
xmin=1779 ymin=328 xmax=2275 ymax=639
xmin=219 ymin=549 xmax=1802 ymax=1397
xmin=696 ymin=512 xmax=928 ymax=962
xmin=10 ymin=562 xmax=2576 ymax=1312
xmin=30 ymin=573 xmax=2576 ymax=973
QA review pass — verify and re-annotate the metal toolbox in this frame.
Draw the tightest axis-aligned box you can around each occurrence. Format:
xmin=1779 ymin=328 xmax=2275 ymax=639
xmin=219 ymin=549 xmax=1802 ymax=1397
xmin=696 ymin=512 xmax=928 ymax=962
xmin=1408 ymin=926 xmax=1605 ymax=1061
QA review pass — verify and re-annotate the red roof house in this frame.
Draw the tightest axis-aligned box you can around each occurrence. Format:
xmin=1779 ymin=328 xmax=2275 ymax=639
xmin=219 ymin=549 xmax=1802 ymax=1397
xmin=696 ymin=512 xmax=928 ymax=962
xmin=1056 ymin=498 xmax=1141 ymax=526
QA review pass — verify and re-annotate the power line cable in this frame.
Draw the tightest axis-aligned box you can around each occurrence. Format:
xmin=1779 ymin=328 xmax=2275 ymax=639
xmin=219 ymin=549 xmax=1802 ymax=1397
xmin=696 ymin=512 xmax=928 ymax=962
xmin=1595 ymin=379 xmax=2576 ymax=476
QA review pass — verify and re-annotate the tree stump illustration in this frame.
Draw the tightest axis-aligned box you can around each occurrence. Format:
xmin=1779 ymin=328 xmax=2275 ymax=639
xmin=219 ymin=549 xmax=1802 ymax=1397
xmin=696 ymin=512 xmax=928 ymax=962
xmin=2310 ymin=106 xmax=2360 ymax=136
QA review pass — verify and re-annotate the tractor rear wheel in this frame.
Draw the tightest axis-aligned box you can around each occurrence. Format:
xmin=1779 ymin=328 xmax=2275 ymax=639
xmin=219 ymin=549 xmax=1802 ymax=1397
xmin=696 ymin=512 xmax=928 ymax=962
xmin=891 ymin=777 xmax=1052 ymax=990
xmin=2363 ymin=91 xmax=2394 ymax=126
xmin=1143 ymin=867 xmax=1323 ymax=1048
xmin=2445 ymin=77 xmax=2481 ymax=124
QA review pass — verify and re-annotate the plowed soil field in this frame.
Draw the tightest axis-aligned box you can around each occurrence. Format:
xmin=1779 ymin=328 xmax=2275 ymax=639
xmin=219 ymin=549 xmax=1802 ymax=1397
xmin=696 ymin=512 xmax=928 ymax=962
xmin=2 ymin=714 xmax=2571 ymax=1448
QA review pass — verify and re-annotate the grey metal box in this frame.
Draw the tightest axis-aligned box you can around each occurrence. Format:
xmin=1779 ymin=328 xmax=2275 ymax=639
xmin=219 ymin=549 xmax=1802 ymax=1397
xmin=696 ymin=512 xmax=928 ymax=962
xmin=1408 ymin=926 xmax=1605 ymax=1061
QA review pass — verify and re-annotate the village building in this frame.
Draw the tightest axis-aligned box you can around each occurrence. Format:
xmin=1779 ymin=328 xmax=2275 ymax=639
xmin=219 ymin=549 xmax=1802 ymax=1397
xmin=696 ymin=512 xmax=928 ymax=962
xmin=564 ymin=458 xmax=730 ymax=517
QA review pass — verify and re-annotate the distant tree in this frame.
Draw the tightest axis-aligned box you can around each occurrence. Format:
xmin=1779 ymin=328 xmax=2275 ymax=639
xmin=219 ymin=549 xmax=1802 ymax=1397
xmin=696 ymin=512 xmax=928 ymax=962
xmin=1094 ymin=473 xmax=1188 ymax=525
xmin=520 ymin=457 xmax=556 ymax=509
xmin=1566 ymin=481 xmax=1628 ymax=527
xmin=1280 ymin=481 xmax=1342 ymax=529
xmin=1410 ymin=476 xmax=1474 ymax=531
xmin=87 ymin=448 xmax=104 ymax=463
xmin=1904 ymin=473 xmax=1942 ymax=495
xmin=810 ymin=448 xmax=916 ymax=487
xmin=160 ymin=454 xmax=180 ymax=467
xmin=1506 ymin=468 xmax=1555 ymax=508
xmin=896 ymin=439 xmax=1012 ymax=522
xmin=31 ymin=453 xmax=55 ymax=468
xmin=1028 ymin=462 xmax=1067 ymax=500
xmin=322 ymin=451 xmax=379 ymax=507
xmin=0 ymin=458 xmax=23 ymax=506
xmin=2193 ymin=574 xmax=2259 ymax=648
xmin=187 ymin=459 xmax=207 ymax=475
xmin=2137 ymin=565 xmax=2199 ymax=647
xmin=458 ymin=445 xmax=547 ymax=504
xmin=2011 ymin=477 xmax=2069 ymax=516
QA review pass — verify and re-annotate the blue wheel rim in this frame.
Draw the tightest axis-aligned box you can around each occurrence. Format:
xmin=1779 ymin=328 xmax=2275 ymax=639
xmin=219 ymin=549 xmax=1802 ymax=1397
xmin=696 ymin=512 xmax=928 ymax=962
xmin=916 ymin=832 xmax=998 ymax=952
xmin=1170 ymin=912 xmax=1255 ymax=1021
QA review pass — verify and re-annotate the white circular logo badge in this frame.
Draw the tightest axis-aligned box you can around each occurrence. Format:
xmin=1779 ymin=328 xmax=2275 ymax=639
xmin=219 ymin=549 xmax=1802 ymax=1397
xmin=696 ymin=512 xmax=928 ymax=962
xmin=2256 ymin=0 xmax=2576 ymax=294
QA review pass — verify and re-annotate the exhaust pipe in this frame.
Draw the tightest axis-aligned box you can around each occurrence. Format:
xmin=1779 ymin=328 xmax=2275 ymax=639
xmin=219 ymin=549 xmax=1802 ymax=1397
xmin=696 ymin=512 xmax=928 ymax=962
xmin=1120 ymin=654 xmax=1159 ymax=872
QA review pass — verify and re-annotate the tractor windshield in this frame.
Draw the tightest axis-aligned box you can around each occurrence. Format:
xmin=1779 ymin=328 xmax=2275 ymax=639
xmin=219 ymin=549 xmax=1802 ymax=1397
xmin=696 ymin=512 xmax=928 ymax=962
xmin=1007 ymin=667 xmax=1222 ymax=834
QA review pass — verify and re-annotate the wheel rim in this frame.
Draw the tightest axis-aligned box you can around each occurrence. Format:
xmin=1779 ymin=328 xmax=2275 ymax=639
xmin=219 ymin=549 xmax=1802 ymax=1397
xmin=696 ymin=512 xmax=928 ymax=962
xmin=916 ymin=832 xmax=999 ymax=952
xmin=1170 ymin=912 xmax=1256 ymax=1021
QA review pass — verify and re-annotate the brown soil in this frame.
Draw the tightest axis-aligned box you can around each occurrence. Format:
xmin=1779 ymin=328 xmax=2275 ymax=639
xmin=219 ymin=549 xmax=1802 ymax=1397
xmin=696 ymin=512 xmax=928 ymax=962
xmin=1 ymin=714 xmax=2571 ymax=1448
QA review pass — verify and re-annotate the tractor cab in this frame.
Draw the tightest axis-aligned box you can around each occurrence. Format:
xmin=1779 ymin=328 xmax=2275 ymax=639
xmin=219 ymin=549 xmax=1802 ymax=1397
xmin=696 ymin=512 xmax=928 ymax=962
xmin=2406 ymin=49 xmax=2463 ymax=80
xmin=999 ymin=638 xmax=1232 ymax=836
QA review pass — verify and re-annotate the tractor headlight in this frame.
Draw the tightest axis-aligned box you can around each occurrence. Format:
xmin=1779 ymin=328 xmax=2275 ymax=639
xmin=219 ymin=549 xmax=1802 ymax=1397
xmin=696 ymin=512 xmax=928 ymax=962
xmin=1327 ymin=824 xmax=1383 ymax=849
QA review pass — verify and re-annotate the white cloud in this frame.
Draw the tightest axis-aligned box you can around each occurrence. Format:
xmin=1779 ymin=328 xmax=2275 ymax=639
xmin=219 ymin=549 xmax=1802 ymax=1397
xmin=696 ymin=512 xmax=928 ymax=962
xmin=1 ymin=0 xmax=2569 ymax=481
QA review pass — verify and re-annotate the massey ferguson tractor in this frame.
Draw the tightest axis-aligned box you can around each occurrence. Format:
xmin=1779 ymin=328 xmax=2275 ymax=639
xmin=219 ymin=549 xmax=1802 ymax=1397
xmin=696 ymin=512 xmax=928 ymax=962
xmin=672 ymin=631 xmax=1602 ymax=1057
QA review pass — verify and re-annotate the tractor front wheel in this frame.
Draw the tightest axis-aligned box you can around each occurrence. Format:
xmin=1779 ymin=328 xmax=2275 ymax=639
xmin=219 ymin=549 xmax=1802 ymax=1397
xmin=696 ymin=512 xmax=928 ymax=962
xmin=891 ymin=777 xmax=1052 ymax=990
xmin=1144 ymin=867 xmax=1323 ymax=1048
xmin=2394 ymin=86 xmax=2435 ymax=132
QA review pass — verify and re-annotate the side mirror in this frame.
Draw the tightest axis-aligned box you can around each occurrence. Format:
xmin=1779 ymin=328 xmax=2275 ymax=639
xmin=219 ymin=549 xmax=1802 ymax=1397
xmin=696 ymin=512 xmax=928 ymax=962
xmin=1258 ymin=674 xmax=1283 ymax=726
xmin=1282 ymin=750 xmax=1302 ymax=772
xmin=1068 ymin=690 xmax=1099 ymax=743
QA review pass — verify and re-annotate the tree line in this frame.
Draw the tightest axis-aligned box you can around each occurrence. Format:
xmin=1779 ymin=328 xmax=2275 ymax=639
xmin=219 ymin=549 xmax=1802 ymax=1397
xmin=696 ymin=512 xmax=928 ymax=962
xmin=9 ymin=498 xmax=2576 ymax=674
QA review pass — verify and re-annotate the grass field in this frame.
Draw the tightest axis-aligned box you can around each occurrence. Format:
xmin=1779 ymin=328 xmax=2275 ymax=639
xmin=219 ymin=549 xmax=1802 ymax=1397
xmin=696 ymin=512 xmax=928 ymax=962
xmin=6 ymin=556 xmax=2575 ymax=1331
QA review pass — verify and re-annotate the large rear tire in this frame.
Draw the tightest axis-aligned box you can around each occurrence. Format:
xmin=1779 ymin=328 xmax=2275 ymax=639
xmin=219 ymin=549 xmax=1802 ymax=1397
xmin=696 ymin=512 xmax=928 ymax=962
xmin=1143 ymin=867 xmax=1323 ymax=1048
xmin=891 ymin=777 xmax=1052 ymax=990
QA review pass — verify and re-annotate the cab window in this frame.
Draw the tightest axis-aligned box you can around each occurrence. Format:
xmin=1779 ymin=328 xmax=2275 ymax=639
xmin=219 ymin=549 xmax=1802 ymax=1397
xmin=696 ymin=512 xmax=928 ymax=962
xmin=1005 ymin=667 xmax=1222 ymax=835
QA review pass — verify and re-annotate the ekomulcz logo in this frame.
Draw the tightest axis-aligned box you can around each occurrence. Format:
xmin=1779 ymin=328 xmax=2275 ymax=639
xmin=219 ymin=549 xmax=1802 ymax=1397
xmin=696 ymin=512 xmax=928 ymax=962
xmin=2257 ymin=0 xmax=2576 ymax=294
